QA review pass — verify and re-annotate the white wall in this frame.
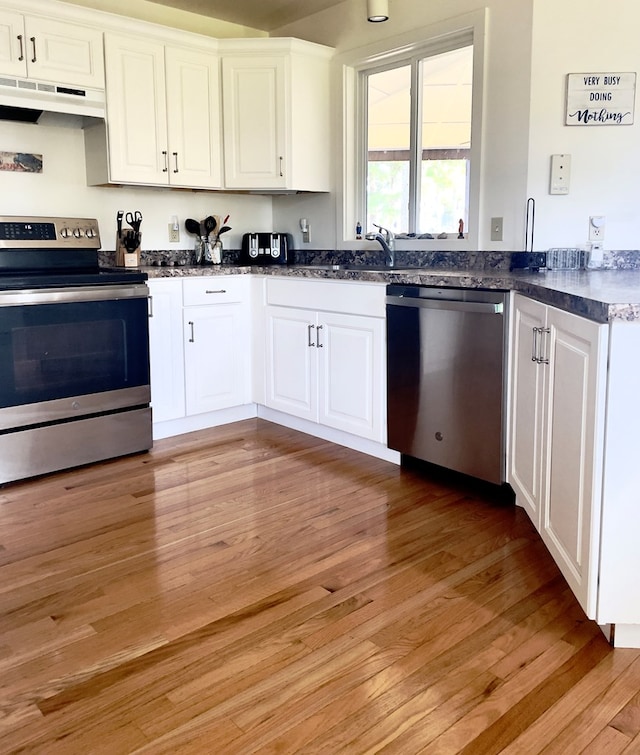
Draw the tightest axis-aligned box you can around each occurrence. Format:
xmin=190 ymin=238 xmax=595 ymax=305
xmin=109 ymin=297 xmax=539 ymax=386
xmin=0 ymin=120 xmax=272 ymax=252
xmin=274 ymin=0 xmax=640 ymax=252
xmin=527 ymin=0 xmax=640 ymax=251
xmin=271 ymin=0 xmax=534 ymax=250
xmin=5 ymin=0 xmax=637 ymax=253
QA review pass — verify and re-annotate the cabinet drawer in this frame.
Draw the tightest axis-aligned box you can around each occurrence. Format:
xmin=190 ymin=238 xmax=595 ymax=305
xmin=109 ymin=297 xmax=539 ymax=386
xmin=183 ymin=275 xmax=248 ymax=306
xmin=266 ymin=277 xmax=385 ymax=317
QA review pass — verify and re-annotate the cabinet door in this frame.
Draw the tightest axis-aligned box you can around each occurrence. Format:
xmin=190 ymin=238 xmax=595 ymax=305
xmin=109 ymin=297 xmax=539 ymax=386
xmin=265 ymin=305 xmax=316 ymax=421
xmin=25 ymin=16 xmax=104 ymax=88
xmin=222 ymin=55 xmax=287 ymax=189
xmin=165 ymin=46 xmax=222 ymax=189
xmin=148 ymin=279 xmax=186 ymax=423
xmin=508 ymin=294 xmax=547 ymax=528
xmin=184 ymin=303 xmax=249 ymax=415
xmin=318 ymin=311 xmax=385 ymax=442
xmin=0 ymin=11 xmax=26 ymax=77
xmin=103 ymin=34 xmax=168 ymax=185
xmin=542 ymin=306 xmax=606 ymax=617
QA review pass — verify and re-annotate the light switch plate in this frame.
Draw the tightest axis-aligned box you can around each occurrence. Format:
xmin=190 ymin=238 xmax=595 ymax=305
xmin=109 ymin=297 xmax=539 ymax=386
xmin=490 ymin=217 xmax=503 ymax=242
xmin=550 ymin=154 xmax=571 ymax=195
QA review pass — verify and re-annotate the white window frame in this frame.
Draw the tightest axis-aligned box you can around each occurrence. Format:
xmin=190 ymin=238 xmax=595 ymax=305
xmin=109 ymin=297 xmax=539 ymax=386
xmin=336 ymin=9 xmax=487 ymax=250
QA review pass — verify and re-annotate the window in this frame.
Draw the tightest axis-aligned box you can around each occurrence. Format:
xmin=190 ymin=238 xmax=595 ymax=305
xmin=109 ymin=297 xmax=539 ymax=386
xmin=361 ymin=42 xmax=473 ymax=237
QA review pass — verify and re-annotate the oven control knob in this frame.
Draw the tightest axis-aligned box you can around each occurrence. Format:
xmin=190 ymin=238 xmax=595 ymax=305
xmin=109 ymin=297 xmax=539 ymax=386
xmin=60 ymin=227 xmax=71 ymax=238
xmin=85 ymin=228 xmax=97 ymax=239
xmin=73 ymin=228 xmax=84 ymax=239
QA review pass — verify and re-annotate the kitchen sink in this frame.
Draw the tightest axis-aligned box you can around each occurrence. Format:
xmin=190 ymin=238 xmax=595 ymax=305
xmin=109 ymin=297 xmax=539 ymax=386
xmin=290 ymin=264 xmax=426 ymax=273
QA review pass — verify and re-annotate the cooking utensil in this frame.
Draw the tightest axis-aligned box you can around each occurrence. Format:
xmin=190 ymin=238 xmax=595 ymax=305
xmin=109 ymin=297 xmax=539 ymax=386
xmin=185 ymin=218 xmax=201 ymax=236
xmin=123 ymin=230 xmax=140 ymax=252
xmin=204 ymin=215 xmax=216 ymax=239
xmin=125 ymin=211 xmax=142 ymax=234
xmin=216 ymin=225 xmax=231 ymax=237
xmin=116 ymin=210 xmax=124 ymax=241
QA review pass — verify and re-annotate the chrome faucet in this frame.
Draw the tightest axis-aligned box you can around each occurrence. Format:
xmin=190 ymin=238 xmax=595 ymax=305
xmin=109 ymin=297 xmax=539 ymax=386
xmin=365 ymin=224 xmax=395 ymax=267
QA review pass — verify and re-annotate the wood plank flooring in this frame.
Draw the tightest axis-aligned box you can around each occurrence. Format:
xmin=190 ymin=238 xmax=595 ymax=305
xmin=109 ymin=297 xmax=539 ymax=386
xmin=1 ymin=418 xmax=639 ymax=754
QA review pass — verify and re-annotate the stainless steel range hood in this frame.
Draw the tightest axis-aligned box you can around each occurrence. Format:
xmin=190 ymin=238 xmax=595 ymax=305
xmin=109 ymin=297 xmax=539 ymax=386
xmin=0 ymin=75 xmax=105 ymax=124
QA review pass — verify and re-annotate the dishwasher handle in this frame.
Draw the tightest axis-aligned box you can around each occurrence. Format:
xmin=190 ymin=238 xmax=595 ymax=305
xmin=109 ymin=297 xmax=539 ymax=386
xmin=386 ymin=296 xmax=504 ymax=315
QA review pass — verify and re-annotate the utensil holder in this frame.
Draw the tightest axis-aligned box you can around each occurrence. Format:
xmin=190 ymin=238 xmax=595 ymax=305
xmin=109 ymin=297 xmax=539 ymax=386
xmin=195 ymin=238 xmax=205 ymax=264
xmin=205 ymin=239 xmax=222 ymax=265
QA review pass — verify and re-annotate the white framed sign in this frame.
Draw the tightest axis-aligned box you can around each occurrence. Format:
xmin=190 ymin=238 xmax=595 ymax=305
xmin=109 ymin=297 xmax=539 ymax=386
xmin=566 ymin=72 xmax=636 ymax=126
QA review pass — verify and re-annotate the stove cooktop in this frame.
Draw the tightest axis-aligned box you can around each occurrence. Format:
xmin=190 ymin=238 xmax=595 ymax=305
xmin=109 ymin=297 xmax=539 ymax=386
xmin=0 ymin=216 xmax=148 ymax=290
xmin=0 ymin=267 xmax=147 ymax=291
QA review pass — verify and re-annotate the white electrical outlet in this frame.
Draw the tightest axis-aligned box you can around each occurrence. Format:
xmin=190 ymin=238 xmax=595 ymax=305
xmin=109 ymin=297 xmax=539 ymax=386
xmin=589 ymin=216 xmax=605 ymax=241
xmin=550 ymin=154 xmax=571 ymax=195
xmin=168 ymin=223 xmax=180 ymax=243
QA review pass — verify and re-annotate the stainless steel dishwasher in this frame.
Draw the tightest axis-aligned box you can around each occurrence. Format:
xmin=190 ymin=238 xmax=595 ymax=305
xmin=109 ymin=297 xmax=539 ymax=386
xmin=386 ymin=285 xmax=508 ymax=484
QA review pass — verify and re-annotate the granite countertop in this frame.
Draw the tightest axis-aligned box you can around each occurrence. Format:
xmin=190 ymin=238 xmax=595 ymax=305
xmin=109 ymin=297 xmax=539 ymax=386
xmin=141 ymin=263 xmax=640 ymax=324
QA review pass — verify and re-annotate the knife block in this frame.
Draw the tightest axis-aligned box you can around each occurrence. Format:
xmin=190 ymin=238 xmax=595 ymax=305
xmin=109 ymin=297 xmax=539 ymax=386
xmin=116 ymin=236 xmax=141 ymax=268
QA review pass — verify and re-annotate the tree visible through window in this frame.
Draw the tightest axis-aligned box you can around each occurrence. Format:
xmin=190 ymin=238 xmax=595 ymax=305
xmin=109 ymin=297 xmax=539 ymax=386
xmin=365 ymin=45 xmax=473 ymax=237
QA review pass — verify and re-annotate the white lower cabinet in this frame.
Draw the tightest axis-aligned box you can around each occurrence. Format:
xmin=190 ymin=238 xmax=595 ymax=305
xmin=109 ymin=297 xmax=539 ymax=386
xmin=264 ymin=279 xmax=386 ymax=443
xmin=183 ymin=281 xmax=250 ymax=414
xmin=148 ymin=276 xmax=251 ymax=428
xmin=509 ymin=293 xmax=608 ymax=618
xmin=266 ymin=306 xmax=384 ymax=440
xmin=148 ymin=278 xmax=185 ymax=423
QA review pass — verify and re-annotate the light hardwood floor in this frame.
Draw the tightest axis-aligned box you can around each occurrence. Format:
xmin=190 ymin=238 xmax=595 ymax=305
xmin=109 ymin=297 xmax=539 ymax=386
xmin=1 ymin=419 xmax=639 ymax=754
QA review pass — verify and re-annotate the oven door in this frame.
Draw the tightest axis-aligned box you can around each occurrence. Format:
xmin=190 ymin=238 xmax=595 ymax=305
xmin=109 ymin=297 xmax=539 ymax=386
xmin=0 ymin=283 xmax=150 ymax=430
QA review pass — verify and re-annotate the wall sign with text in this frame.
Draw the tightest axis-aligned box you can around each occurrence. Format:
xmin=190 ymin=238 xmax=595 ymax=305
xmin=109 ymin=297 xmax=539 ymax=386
xmin=566 ymin=72 xmax=636 ymax=126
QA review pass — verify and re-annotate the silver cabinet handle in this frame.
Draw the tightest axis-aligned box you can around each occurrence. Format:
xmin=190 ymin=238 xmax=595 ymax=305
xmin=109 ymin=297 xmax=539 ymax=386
xmin=205 ymin=289 xmax=226 ymax=294
xmin=279 ymin=156 xmax=284 ymax=177
xmin=539 ymin=327 xmax=551 ymax=365
xmin=17 ymin=34 xmax=24 ymax=62
xmin=316 ymin=324 xmax=323 ymax=348
xmin=148 ymin=295 xmax=153 ymax=318
xmin=307 ymin=323 xmax=315 ymax=347
xmin=532 ymin=326 xmax=551 ymax=364
xmin=30 ymin=36 xmax=36 ymax=63
xmin=172 ymin=151 xmax=178 ymax=173
xmin=188 ymin=321 xmax=195 ymax=342
xmin=162 ymin=150 xmax=168 ymax=173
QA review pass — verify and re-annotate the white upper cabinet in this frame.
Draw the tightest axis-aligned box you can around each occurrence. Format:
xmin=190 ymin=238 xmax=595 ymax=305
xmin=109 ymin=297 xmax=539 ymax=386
xmin=0 ymin=9 xmax=103 ymax=87
xmin=86 ymin=33 xmax=221 ymax=189
xmin=221 ymin=38 xmax=332 ymax=191
xmin=100 ymin=35 xmax=168 ymax=186
xmin=222 ymin=55 xmax=286 ymax=189
xmin=164 ymin=46 xmax=222 ymax=189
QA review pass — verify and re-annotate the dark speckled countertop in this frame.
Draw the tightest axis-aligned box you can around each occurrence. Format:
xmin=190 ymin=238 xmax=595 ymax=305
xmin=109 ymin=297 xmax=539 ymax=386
xmin=141 ymin=263 xmax=640 ymax=324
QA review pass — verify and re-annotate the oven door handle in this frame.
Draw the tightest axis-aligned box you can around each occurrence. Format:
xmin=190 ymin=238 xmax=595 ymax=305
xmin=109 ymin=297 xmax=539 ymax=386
xmin=0 ymin=284 xmax=149 ymax=306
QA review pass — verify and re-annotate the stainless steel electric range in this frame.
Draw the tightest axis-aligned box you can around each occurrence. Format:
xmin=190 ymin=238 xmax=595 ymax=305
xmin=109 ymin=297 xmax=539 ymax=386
xmin=0 ymin=215 xmax=152 ymax=485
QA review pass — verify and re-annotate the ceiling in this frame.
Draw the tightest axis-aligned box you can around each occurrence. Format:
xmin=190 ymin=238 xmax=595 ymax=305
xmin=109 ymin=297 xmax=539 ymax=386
xmin=143 ymin=0 xmax=347 ymax=31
